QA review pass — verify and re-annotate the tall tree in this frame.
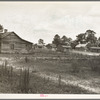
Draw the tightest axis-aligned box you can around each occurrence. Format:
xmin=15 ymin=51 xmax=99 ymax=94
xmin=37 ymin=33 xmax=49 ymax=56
xmin=71 ymin=40 xmax=79 ymax=49
xmin=85 ymin=30 xmax=97 ymax=44
xmin=61 ymin=35 xmax=72 ymax=45
xmin=61 ymin=35 xmax=68 ymax=43
xmin=46 ymin=44 xmax=52 ymax=49
xmin=97 ymin=37 xmax=100 ymax=47
xmin=0 ymin=25 xmax=3 ymax=32
xmin=38 ymin=39 xmax=44 ymax=44
xmin=71 ymin=29 xmax=97 ymax=49
xmin=68 ymin=38 xmax=72 ymax=42
xmin=52 ymin=34 xmax=61 ymax=47
xmin=76 ymin=33 xmax=86 ymax=44
xmin=98 ymin=37 xmax=100 ymax=41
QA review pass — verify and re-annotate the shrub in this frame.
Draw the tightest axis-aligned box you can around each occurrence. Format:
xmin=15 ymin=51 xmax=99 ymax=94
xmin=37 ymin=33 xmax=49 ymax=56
xmin=19 ymin=68 xmax=30 ymax=93
xmin=88 ymin=58 xmax=100 ymax=72
xmin=71 ymin=60 xmax=81 ymax=73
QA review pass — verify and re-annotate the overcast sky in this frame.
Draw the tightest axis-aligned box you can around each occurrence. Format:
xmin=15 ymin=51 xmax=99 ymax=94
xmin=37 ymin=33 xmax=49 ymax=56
xmin=0 ymin=1 xmax=100 ymax=44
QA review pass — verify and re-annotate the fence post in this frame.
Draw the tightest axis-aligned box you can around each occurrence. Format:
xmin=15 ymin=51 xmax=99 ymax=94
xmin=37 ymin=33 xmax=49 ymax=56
xmin=22 ymin=68 xmax=30 ymax=93
xmin=4 ymin=60 xmax=7 ymax=75
xmin=24 ymin=69 xmax=27 ymax=93
xmin=7 ymin=70 xmax=10 ymax=80
xmin=27 ymin=68 xmax=30 ymax=91
xmin=44 ymin=76 xmax=46 ymax=83
xmin=19 ymin=68 xmax=22 ymax=88
xmin=48 ymin=77 xmax=50 ymax=82
xmin=58 ymin=75 xmax=61 ymax=87
xmin=11 ymin=66 xmax=13 ymax=83
xmin=25 ymin=56 xmax=28 ymax=63
xmin=1 ymin=64 xmax=4 ymax=82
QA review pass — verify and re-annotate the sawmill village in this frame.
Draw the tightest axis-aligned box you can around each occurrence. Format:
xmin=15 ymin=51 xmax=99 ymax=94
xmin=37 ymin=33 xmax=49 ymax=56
xmin=0 ymin=24 xmax=100 ymax=54
xmin=1 ymin=25 xmax=100 ymax=94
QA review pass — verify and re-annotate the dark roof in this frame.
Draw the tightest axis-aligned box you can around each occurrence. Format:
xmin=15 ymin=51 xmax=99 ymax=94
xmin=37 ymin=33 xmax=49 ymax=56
xmin=0 ymin=32 xmax=33 ymax=44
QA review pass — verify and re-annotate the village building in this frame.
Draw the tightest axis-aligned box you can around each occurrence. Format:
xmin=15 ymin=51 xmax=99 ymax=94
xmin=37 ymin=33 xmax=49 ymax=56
xmin=57 ymin=45 xmax=71 ymax=52
xmin=90 ymin=47 xmax=100 ymax=53
xmin=34 ymin=43 xmax=46 ymax=50
xmin=62 ymin=45 xmax=71 ymax=52
xmin=37 ymin=43 xmax=45 ymax=49
xmin=50 ymin=44 xmax=57 ymax=51
xmin=45 ymin=44 xmax=57 ymax=51
xmin=75 ymin=43 xmax=87 ymax=51
xmin=0 ymin=30 xmax=33 ymax=53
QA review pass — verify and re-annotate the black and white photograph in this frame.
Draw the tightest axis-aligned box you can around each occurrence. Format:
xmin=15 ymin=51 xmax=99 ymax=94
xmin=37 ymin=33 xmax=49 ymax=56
xmin=0 ymin=1 xmax=100 ymax=99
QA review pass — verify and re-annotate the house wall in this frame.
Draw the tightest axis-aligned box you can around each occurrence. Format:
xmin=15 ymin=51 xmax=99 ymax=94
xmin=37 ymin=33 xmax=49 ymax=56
xmin=75 ymin=47 xmax=86 ymax=51
xmin=1 ymin=33 xmax=32 ymax=53
xmin=90 ymin=48 xmax=100 ymax=53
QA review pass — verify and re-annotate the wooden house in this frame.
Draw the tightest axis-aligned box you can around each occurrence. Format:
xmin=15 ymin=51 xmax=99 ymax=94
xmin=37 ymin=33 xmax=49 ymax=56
xmin=0 ymin=31 xmax=33 ymax=53
xmin=90 ymin=47 xmax=100 ymax=53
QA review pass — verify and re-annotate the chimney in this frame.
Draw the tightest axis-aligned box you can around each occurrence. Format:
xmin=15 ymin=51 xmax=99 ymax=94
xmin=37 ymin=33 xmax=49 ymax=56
xmin=4 ymin=29 xmax=8 ymax=33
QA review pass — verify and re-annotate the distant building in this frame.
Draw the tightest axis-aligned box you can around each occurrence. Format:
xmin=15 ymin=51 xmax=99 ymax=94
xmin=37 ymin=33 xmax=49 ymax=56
xmin=75 ymin=43 xmax=88 ymax=51
xmin=46 ymin=44 xmax=52 ymax=49
xmin=62 ymin=45 xmax=71 ymax=52
xmin=34 ymin=43 xmax=45 ymax=49
xmin=50 ymin=44 xmax=57 ymax=51
xmin=45 ymin=44 xmax=56 ymax=51
xmin=0 ymin=31 xmax=33 ymax=53
xmin=90 ymin=47 xmax=100 ymax=53
xmin=57 ymin=45 xmax=71 ymax=52
xmin=37 ymin=43 xmax=45 ymax=48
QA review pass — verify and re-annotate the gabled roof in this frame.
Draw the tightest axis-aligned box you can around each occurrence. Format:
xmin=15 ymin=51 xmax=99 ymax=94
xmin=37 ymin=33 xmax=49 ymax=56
xmin=0 ymin=32 xmax=33 ymax=44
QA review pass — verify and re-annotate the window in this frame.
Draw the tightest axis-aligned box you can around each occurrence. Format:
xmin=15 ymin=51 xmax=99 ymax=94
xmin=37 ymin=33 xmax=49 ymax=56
xmin=10 ymin=44 xmax=14 ymax=50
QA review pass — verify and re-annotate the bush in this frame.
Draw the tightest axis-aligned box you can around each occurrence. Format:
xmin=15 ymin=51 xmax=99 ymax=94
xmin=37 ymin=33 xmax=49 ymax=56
xmin=88 ymin=58 xmax=100 ymax=72
xmin=71 ymin=56 xmax=100 ymax=74
xmin=19 ymin=68 xmax=30 ymax=93
xmin=71 ymin=60 xmax=81 ymax=73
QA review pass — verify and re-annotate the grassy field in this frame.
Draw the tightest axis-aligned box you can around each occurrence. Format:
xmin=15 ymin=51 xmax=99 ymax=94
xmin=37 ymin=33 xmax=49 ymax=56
xmin=0 ymin=50 xmax=100 ymax=93
xmin=0 ymin=58 xmax=93 ymax=94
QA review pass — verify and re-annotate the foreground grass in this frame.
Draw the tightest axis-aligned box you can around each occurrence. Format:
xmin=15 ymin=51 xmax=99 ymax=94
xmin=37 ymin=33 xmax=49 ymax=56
xmin=0 ymin=70 xmax=94 ymax=94
xmin=0 ymin=52 xmax=99 ymax=94
xmin=29 ymin=73 xmax=94 ymax=94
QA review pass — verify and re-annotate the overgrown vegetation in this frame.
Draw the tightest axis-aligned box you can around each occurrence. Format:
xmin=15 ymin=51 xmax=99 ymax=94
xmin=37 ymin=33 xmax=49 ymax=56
xmin=0 ymin=51 xmax=100 ymax=94
xmin=71 ymin=55 xmax=100 ymax=74
xmin=0 ymin=56 xmax=95 ymax=94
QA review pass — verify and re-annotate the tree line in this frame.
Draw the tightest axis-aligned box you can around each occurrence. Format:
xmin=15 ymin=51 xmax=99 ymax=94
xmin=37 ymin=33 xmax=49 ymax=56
xmin=45 ymin=29 xmax=100 ymax=50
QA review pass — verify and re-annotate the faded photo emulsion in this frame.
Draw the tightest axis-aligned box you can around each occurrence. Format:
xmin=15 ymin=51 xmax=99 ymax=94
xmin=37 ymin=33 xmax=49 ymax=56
xmin=0 ymin=1 xmax=100 ymax=99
